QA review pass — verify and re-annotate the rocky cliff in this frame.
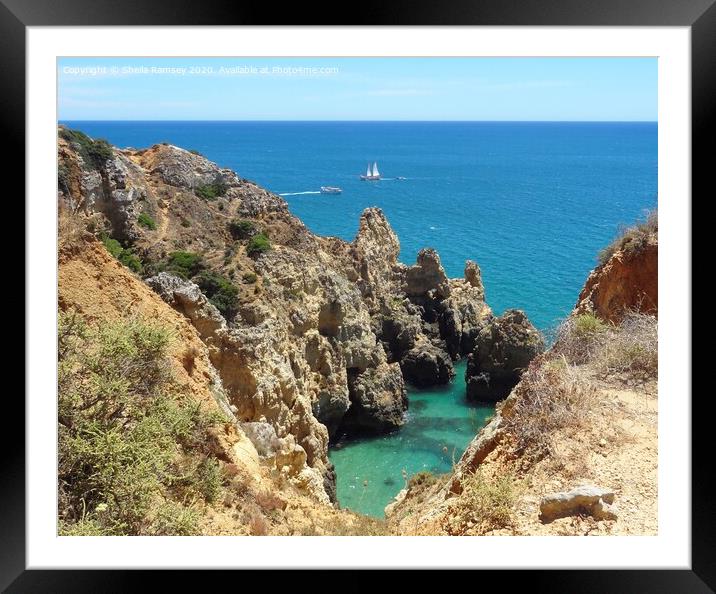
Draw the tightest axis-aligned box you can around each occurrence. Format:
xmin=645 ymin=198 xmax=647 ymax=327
xmin=58 ymin=230 xmax=393 ymax=535
xmin=575 ymin=242 xmax=657 ymax=323
xmin=57 ymin=126 xmax=540 ymax=507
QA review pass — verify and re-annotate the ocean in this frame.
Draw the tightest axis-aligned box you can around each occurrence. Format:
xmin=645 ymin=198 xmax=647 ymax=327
xmin=61 ymin=120 xmax=657 ymax=333
xmin=61 ymin=120 xmax=657 ymax=516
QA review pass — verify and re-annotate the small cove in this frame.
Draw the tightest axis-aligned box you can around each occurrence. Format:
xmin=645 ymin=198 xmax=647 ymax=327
xmin=328 ymin=361 xmax=494 ymax=517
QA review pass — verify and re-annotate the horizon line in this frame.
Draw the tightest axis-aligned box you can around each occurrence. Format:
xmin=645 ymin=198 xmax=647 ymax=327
xmin=59 ymin=119 xmax=658 ymax=124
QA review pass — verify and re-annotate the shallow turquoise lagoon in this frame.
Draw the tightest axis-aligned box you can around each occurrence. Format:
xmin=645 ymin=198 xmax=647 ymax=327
xmin=328 ymin=361 xmax=494 ymax=518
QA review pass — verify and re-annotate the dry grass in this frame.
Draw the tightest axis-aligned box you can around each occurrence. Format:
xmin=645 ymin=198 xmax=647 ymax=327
xmin=247 ymin=506 xmax=269 ymax=536
xmin=598 ymin=209 xmax=657 ymax=266
xmin=553 ymin=312 xmax=609 ymax=364
xmin=447 ymin=469 xmax=517 ymax=534
xmin=254 ymin=489 xmax=287 ymax=512
xmin=595 ymin=312 xmax=658 ymax=379
xmin=295 ymin=511 xmax=390 ymax=536
xmin=58 ymin=209 xmax=108 ymax=252
xmin=322 ymin=513 xmax=390 ymax=536
xmin=502 ymin=356 xmax=596 ymax=461
xmin=555 ymin=311 xmax=658 ymax=381
xmin=505 ymin=310 xmax=656 ymax=462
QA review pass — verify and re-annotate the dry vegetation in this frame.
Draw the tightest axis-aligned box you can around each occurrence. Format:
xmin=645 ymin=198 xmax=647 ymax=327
xmin=502 ymin=310 xmax=657 ymax=466
xmin=501 ymin=356 xmax=597 ymax=463
xmin=598 ymin=209 xmax=658 ymax=266
xmin=446 ymin=470 xmax=518 ymax=534
xmin=554 ymin=311 xmax=658 ymax=381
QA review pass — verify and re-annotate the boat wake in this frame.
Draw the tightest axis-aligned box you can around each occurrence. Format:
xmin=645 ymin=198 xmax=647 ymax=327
xmin=278 ymin=191 xmax=322 ymax=196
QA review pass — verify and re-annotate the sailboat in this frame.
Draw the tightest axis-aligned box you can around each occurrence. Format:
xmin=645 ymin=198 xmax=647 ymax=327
xmin=360 ymin=161 xmax=381 ymax=181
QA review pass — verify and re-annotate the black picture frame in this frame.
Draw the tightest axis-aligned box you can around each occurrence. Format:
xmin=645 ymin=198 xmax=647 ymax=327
xmin=7 ymin=0 xmax=709 ymax=590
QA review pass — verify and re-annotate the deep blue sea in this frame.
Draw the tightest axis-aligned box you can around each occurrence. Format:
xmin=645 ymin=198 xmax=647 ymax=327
xmin=61 ymin=120 xmax=657 ymax=332
xmin=62 ymin=120 xmax=657 ymax=516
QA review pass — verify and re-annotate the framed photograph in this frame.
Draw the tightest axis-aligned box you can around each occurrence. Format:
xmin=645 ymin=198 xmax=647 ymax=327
xmin=10 ymin=0 xmax=709 ymax=589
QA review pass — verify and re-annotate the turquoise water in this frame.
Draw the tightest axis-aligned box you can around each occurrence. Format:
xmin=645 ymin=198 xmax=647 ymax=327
xmin=328 ymin=362 xmax=493 ymax=517
xmin=60 ymin=121 xmax=657 ymax=333
xmin=60 ymin=121 xmax=656 ymax=515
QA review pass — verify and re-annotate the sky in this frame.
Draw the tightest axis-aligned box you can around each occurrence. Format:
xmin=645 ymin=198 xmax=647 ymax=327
xmin=58 ymin=57 xmax=657 ymax=122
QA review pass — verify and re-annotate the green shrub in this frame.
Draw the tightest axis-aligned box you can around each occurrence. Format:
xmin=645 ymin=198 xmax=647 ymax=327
xmin=119 ymin=250 xmax=143 ymax=273
xmin=151 ymin=502 xmax=200 ymax=536
xmin=242 ymin=272 xmax=258 ymax=284
xmin=194 ymin=270 xmax=239 ymax=318
xmin=58 ymin=312 xmax=225 ymax=536
xmin=101 ymin=235 xmax=124 ymax=259
xmin=228 ymin=219 xmax=256 ymax=240
xmin=100 ymin=233 xmax=143 ymax=274
xmin=137 ymin=212 xmax=157 ymax=230
xmin=246 ymin=233 xmax=271 ymax=257
xmin=572 ymin=312 xmax=608 ymax=337
xmin=180 ymin=218 xmax=191 ymax=228
xmin=195 ymin=182 xmax=228 ymax=201
xmin=165 ymin=251 xmax=204 ymax=279
xmin=189 ymin=149 xmax=203 ymax=156
xmin=58 ymin=162 xmax=70 ymax=195
xmin=59 ymin=128 xmax=113 ymax=170
xmin=196 ymin=458 xmax=222 ymax=503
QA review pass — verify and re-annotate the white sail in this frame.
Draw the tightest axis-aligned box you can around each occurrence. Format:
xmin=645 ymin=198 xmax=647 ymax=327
xmin=372 ymin=162 xmax=380 ymax=177
xmin=366 ymin=164 xmax=372 ymax=176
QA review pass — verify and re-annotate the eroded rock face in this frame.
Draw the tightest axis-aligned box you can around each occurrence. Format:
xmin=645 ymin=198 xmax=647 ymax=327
xmin=58 ymin=135 xmax=148 ymax=242
xmin=60 ymin=130 xmax=525 ymax=506
xmin=400 ymin=341 xmax=455 ymax=387
xmin=464 ymin=260 xmax=485 ymax=297
xmin=144 ymin=144 xmax=237 ymax=191
xmin=575 ymin=242 xmax=658 ymax=323
xmin=403 ymin=248 xmax=451 ymax=302
xmin=439 ymin=276 xmax=493 ymax=358
xmin=465 ymin=309 xmax=544 ymax=401
xmin=352 ymin=208 xmax=401 ymax=307
xmin=376 ymin=301 xmax=423 ymax=362
xmin=146 ymin=272 xmax=226 ymax=339
xmin=341 ymin=362 xmax=408 ymax=434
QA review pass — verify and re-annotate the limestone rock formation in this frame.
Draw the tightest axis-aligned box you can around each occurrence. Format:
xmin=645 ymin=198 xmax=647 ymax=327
xmin=56 ymin=235 xmax=338 ymax=509
xmin=465 ymin=309 xmax=544 ymax=401
xmin=351 ymin=207 xmax=401 ymax=307
xmin=539 ymin=485 xmax=618 ymax=523
xmin=438 ymin=270 xmax=493 ymax=358
xmin=403 ymin=248 xmax=451 ymax=303
xmin=58 ymin=134 xmax=148 ymax=242
xmin=375 ymin=299 xmax=423 ymax=362
xmin=464 ymin=260 xmax=485 ymax=296
xmin=146 ymin=272 xmax=226 ymax=339
xmin=341 ymin=363 xmax=408 ymax=434
xmin=575 ymin=242 xmax=658 ymax=323
xmin=400 ymin=341 xmax=455 ymax=387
